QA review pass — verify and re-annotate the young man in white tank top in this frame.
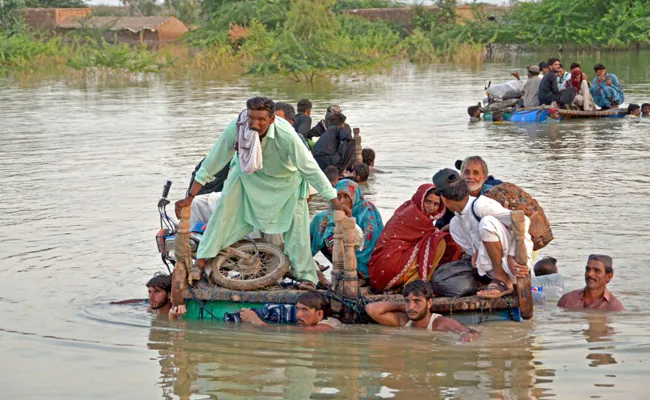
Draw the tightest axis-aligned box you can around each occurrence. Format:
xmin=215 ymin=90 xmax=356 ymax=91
xmin=365 ymin=281 xmax=480 ymax=342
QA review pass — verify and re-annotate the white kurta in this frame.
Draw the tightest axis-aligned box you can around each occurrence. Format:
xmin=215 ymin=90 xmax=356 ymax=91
xmin=449 ymin=196 xmax=533 ymax=279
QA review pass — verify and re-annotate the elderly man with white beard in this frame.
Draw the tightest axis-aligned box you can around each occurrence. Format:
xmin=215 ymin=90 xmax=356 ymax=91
xmin=460 ymin=156 xmax=503 ymax=197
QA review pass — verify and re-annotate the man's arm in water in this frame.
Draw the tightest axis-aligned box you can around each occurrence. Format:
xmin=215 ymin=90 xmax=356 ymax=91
xmin=239 ymin=308 xmax=335 ymax=331
xmin=364 ymin=301 xmax=408 ymax=327
xmin=431 ymin=316 xmax=480 ymax=342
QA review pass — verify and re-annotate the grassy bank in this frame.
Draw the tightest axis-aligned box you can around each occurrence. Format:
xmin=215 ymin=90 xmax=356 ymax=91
xmin=1 ymin=0 xmax=649 ymax=80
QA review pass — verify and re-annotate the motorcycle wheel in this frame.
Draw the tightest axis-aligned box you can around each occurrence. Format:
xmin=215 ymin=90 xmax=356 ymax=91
xmin=208 ymin=240 xmax=290 ymax=291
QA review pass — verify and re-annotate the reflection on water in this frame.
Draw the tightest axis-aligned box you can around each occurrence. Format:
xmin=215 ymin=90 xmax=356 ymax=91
xmin=1 ymin=51 xmax=650 ymax=399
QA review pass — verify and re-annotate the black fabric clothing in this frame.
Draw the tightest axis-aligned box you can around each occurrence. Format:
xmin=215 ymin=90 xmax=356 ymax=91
xmin=188 ymin=158 xmax=230 ymax=196
xmin=294 ymin=113 xmax=312 ymax=136
xmin=538 ymin=71 xmax=560 ymax=105
xmin=312 ymin=126 xmax=356 ymax=172
xmin=538 ymin=71 xmax=578 ymax=106
xmin=306 ymin=120 xmax=352 ymax=140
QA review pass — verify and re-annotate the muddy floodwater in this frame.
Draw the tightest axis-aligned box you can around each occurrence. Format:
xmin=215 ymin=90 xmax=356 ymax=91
xmin=2 ymin=51 xmax=650 ymax=399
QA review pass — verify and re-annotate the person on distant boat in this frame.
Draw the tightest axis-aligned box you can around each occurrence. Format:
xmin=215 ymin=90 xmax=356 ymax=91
xmin=492 ymin=111 xmax=504 ymax=124
xmin=557 ymin=255 xmax=625 ymax=311
xmin=563 ymin=68 xmax=596 ymax=111
xmin=627 ymin=103 xmax=641 ymax=118
xmin=306 ymin=104 xmax=352 ymax=140
xmin=556 ymin=64 xmax=571 ymax=88
xmin=538 ymin=61 xmax=549 ymax=76
xmin=274 ymin=102 xmax=312 ymax=150
xmin=641 ymin=103 xmax=650 ymax=118
xmin=240 ymin=290 xmax=342 ymax=330
xmin=543 ymin=107 xmax=561 ymax=123
xmin=365 ymin=281 xmax=480 ymax=341
xmin=310 ymin=180 xmax=383 ymax=281
xmin=513 ymin=65 xmax=542 ymax=108
xmin=538 ymin=57 xmax=576 ymax=107
xmin=312 ymin=112 xmax=356 ymax=173
xmin=294 ymin=98 xmax=313 ymax=137
xmin=368 ymin=184 xmax=462 ymax=293
xmin=467 ymin=102 xmax=483 ymax=122
xmin=431 ymin=168 xmax=532 ymax=299
xmin=146 ymin=274 xmax=172 ymax=314
xmin=362 ymin=148 xmax=384 ymax=174
xmin=177 ymin=97 xmax=351 ymax=297
xmin=590 ymin=63 xmax=624 ymax=109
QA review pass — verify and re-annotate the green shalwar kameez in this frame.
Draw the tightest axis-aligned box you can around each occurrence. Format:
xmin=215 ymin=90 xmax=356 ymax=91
xmin=194 ymin=117 xmax=336 ymax=284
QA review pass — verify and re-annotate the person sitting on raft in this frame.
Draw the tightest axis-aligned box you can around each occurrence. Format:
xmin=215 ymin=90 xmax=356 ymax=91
xmin=368 ymin=184 xmax=462 ymax=293
xmin=436 ymin=156 xmax=504 ymax=230
xmin=557 ymin=255 xmax=625 ymax=311
xmin=512 ymin=65 xmax=541 ymax=108
xmin=310 ymin=180 xmax=384 ymax=283
xmin=431 ymin=168 xmax=532 ymax=299
xmin=293 ymin=99 xmax=312 ymax=138
xmin=312 ymin=112 xmax=356 ymax=173
xmin=563 ymin=68 xmax=596 ymax=111
xmin=590 ymin=63 xmax=624 ymax=109
xmin=365 ymin=281 xmax=480 ymax=341
xmin=306 ymin=104 xmax=352 ymax=140
xmin=538 ymin=57 xmax=576 ymax=107
xmin=240 ymin=290 xmax=342 ymax=330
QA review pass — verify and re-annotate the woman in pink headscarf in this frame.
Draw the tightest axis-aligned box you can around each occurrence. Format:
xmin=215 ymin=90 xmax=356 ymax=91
xmin=369 ymin=184 xmax=462 ymax=293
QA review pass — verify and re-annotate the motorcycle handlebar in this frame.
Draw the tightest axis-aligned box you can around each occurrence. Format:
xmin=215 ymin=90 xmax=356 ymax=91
xmin=162 ymin=180 xmax=172 ymax=198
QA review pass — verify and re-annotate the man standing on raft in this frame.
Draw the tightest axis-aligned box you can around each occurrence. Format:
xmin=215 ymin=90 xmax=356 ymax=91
xmin=176 ymin=97 xmax=351 ymax=292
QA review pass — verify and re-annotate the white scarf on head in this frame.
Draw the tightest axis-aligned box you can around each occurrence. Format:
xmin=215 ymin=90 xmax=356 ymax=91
xmin=236 ymin=109 xmax=263 ymax=175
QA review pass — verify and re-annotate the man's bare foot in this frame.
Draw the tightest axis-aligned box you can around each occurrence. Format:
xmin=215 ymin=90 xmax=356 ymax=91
xmin=298 ymin=281 xmax=317 ymax=290
xmin=477 ymin=280 xmax=514 ymax=299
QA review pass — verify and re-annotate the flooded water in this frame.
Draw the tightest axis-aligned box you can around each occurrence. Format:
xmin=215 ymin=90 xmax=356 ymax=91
xmin=1 ymin=51 xmax=650 ymax=399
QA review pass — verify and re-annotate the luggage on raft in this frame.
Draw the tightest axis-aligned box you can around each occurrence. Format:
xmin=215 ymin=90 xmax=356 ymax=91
xmin=486 ymin=80 xmax=524 ymax=100
xmin=479 ymin=183 xmax=553 ymax=251
xmin=430 ymin=258 xmax=480 ymax=298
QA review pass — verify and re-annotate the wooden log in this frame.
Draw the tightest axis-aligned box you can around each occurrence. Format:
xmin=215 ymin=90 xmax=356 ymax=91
xmin=331 ymin=210 xmax=346 ymax=317
xmin=342 ymin=216 xmax=359 ymax=323
xmin=353 ymin=128 xmax=363 ymax=164
xmin=511 ymin=210 xmax=533 ymax=320
xmin=171 ymin=207 xmax=191 ymax=308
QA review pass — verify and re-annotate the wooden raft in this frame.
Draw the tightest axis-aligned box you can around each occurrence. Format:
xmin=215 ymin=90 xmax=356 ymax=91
xmin=171 ymin=126 xmax=533 ymax=321
xmin=518 ymin=106 xmax=626 ymax=119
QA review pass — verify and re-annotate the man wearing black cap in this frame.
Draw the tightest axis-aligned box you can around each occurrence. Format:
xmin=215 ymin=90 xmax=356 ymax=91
xmin=431 ymin=169 xmax=532 ymax=299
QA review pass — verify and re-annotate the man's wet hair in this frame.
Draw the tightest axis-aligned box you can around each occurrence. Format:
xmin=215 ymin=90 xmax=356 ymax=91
xmin=534 ymin=257 xmax=558 ymax=277
xmin=403 ymin=280 xmax=434 ymax=301
xmin=570 ymin=62 xmax=581 ymax=70
xmin=588 ymin=254 xmax=613 ymax=274
xmin=146 ymin=273 xmax=172 ymax=293
xmin=328 ymin=112 xmax=347 ymax=126
xmin=547 ymin=57 xmax=560 ymax=66
xmin=297 ymin=290 xmax=329 ymax=313
xmin=492 ymin=111 xmax=503 ymax=121
xmin=353 ymin=162 xmax=370 ymax=183
xmin=297 ymin=99 xmax=312 ymax=113
xmin=246 ymin=97 xmax=275 ymax=116
xmin=437 ymin=179 xmax=470 ymax=201
xmin=323 ymin=165 xmax=339 ymax=185
xmin=467 ymin=104 xmax=481 ymax=117
xmin=642 ymin=103 xmax=650 ymax=109
xmin=274 ymin=102 xmax=296 ymax=123
xmin=362 ymin=148 xmax=375 ymax=166
xmin=627 ymin=103 xmax=640 ymax=114
xmin=460 ymin=156 xmax=488 ymax=176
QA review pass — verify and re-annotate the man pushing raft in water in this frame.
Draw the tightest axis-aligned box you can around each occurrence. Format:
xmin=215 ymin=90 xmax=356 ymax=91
xmin=174 ymin=97 xmax=352 ymax=316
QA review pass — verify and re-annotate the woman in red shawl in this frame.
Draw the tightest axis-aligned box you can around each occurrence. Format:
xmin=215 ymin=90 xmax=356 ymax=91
xmin=369 ymin=184 xmax=462 ymax=293
xmin=564 ymin=67 xmax=595 ymax=110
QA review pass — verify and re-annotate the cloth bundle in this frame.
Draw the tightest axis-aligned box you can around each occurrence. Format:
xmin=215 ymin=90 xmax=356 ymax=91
xmin=236 ymin=110 xmax=263 ymax=174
